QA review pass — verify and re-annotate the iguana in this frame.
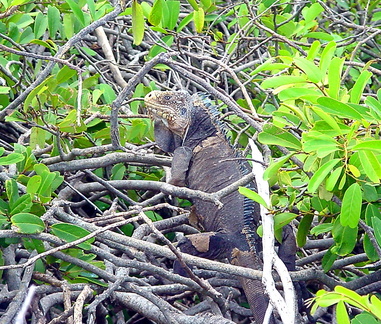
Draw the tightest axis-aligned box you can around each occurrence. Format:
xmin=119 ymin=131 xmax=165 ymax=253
xmin=144 ymin=90 xmax=296 ymax=323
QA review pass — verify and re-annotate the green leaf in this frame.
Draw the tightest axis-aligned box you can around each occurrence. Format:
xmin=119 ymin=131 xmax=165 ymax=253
xmin=6 ymin=179 xmax=19 ymax=209
xmin=259 ymin=124 xmax=302 ymax=150
xmin=340 ymin=183 xmax=362 ymax=228
xmin=27 ymin=175 xmax=42 ymax=195
xmin=34 ymin=12 xmax=48 ymax=39
xmin=162 ymin=0 xmax=180 ymax=29
xmin=11 ymin=213 xmax=45 ymax=234
xmin=320 ymin=41 xmax=337 ymax=76
xmin=350 ymin=70 xmax=372 ymax=104
xmin=326 ymin=166 xmax=343 ymax=191
xmin=353 ymin=140 xmax=381 ymax=151
xmin=261 ymin=76 xmax=307 ymax=89
xmin=327 ymin=57 xmax=345 ymax=99
xmin=294 ymin=57 xmax=322 ymax=83
xmin=50 ymin=223 xmax=95 ymax=250
xmin=372 ymin=217 xmax=381 ymax=250
xmin=86 ymin=0 xmax=96 ymax=20
xmin=263 ymin=153 xmax=293 ymax=181
xmin=310 ymin=223 xmax=333 ymax=236
xmin=296 ymin=214 xmax=313 ymax=247
xmin=358 ymin=150 xmax=381 ymax=183
xmin=187 ymin=0 xmax=198 ymax=10
xmin=239 ymin=187 xmax=269 ymax=209
xmin=149 ymin=0 xmax=163 ymax=26
xmin=274 ymin=212 xmax=297 ymax=231
xmin=193 ymin=7 xmax=205 ymax=33
xmin=10 ymin=194 xmax=33 ymax=216
xmin=336 ymin=300 xmax=350 ymax=324
xmin=369 ymin=296 xmax=381 ymax=320
xmin=365 ymin=96 xmax=381 ymax=119
xmin=317 ymin=97 xmax=364 ymax=120
xmin=332 ymin=219 xmax=358 ymax=255
xmin=307 ymin=158 xmax=341 ymax=193
xmin=111 ymin=163 xmax=126 ymax=180
xmin=66 ymin=0 xmax=85 ymax=27
xmin=0 ymin=153 xmax=24 ymax=165
xmin=47 ymin=6 xmax=61 ymax=38
xmin=352 ymin=313 xmax=381 ymax=324
xmin=363 ymin=234 xmax=379 ymax=262
xmin=132 ymin=0 xmax=145 ymax=45
xmin=322 ymin=247 xmax=337 ymax=272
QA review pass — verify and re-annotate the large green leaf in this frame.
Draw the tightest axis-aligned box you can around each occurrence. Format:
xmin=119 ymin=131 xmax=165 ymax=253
xmin=350 ymin=70 xmax=372 ymax=104
xmin=294 ymin=57 xmax=322 ymax=83
xmin=340 ymin=183 xmax=362 ymax=228
xmin=258 ymin=124 xmax=302 ymax=150
xmin=132 ymin=0 xmax=145 ymax=45
xmin=332 ymin=218 xmax=358 ymax=255
xmin=358 ymin=150 xmax=381 ymax=183
xmin=50 ymin=223 xmax=95 ymax=250
xmin=307 ymin=158 xmax=341 ymax=193
xmin=11 ymin=213 xmax=45 ymax=234
xmin=261 ymin=76 xmax=307 ymax=89
xmin=296 ymin=214 xmax=313 ymax=247
xmin=317 ymin=97 xmax=364 ymax=120
xmin=148 ymin=0 xmax=163 ymax=26
xmin=239 ymin=187 xmax=269 ymax=209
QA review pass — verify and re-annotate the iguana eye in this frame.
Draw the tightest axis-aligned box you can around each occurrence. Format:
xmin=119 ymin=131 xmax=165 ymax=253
xmin=163 ymin=95 xmax=171 ymax=100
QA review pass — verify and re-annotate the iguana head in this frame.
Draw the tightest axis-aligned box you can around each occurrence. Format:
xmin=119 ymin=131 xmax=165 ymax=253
xmin=144 ymin=90 xmax=192 ymax=137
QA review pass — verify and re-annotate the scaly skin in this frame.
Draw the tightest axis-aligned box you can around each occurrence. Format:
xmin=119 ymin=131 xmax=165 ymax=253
xmin=144 ymin=90 xmax=290 ymax=323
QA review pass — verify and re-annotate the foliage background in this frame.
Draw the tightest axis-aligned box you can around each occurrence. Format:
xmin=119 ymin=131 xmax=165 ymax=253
xmin=0 ymin=0 xmax=380 ymax=323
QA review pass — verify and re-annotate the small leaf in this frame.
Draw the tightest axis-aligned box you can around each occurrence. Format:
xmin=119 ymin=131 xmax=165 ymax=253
xmin=372 ymin=217 xmax=381 ymax=250
xmin=259 ymin=124 xmax=302 ymax=150
xmin=239 ymin=187 xmax=269 ymax=209
xmin=320 ymin=41 xmax=337 ymax=76
xmin=47 ymin=6 xmax=61 ymax=38
xmin=273 ymin=212 xmax=297 ymax=231
xmin=332 ymin=220 xmax=358 ymax=255
xmin=263 ymin=153 xmax=294 ymax=181
xmin=193 ymin=7 xmax=205 ymax=33
xmin=326 ymin=166 xmax=343 ymax=191
xmin=327 ymin=57 xmax=345 ymax=99
xmin=261 ymin=76 xmax=307 ymax=89
xmin=358 ymin=150 xmax=381 ymax=183
xmin=51 ymin=223 xmax=95 ymax=250
xmin=65 ymin=0 xmax=85 ymax=26
xmin=296 ymin=214 xmax=313 ymax=247
xmin=307 ymin=159 xmax=341 ymax=193
xmin=132 ymin=0 xmax=145 ymax=45
xmin=322 ymin=247 xmax=337 ymax=272
xmin=310 ymin=223 xmax=333 ymax=236
xmin=350 ymin=70 xmax=372 ymax=104
xmin=11 ymin=213 xmax=45 ymax=234
xmin=0 ymin=153 xmax=24 ymax=165
xmin=336 ymin=300 xmax=350 ymax=324
xmin=294 ymin=57 xmax=322 ymax=83
xmin=148 ymin=0 xmax=163 ymax=26
xmin=340 ymin=183 xmax=362 ymax=228
xmin=10 ymin=194 xmax=33 ymax=216
xmin=186 ymin=0 xmax=198 ymax=10
xmin=348 ymin=164 xmax=361 ymax=177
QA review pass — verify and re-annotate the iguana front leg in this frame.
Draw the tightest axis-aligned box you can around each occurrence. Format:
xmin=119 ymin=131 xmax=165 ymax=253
xmin=169 ymin=146 xmax=192 ymax=187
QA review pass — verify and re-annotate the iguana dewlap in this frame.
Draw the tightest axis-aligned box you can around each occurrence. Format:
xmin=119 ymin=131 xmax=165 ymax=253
xmin=144 ymin=90 xmax=296 ymax=323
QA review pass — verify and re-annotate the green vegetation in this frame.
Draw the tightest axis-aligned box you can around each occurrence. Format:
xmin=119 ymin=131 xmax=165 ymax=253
xmin=0 ymin=0 xmax=380 ymax=323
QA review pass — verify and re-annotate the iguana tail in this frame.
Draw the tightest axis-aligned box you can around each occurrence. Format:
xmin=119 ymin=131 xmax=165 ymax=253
xmin=232 ymin=249 xmax=275 ymax=324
